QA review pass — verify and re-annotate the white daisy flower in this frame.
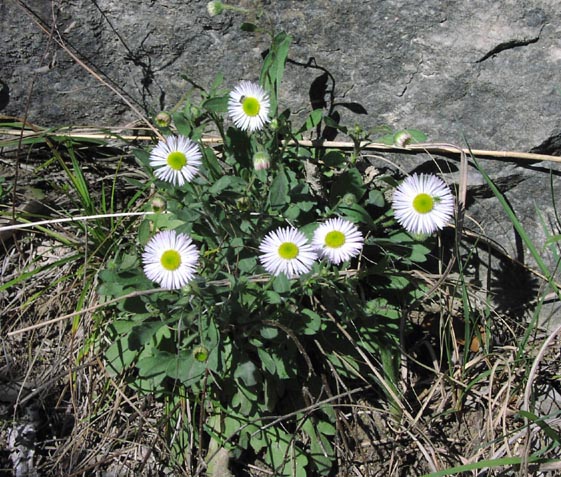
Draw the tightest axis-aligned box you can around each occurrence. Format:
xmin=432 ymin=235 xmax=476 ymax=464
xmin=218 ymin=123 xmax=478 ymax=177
xmin=149 ymin=135 xmax=202 ymax=186
xmin=142 ymin=230 xmax=199 ymax=290
xmin=392 ymin=173 xmax=455 ymax=235
xmin=313 ymin=218 xmax=364 ymax=265
xmin=228 ymin=81 xmax=271 ymax=132
xmin=259 ymin=226 xmax=316 ymax=278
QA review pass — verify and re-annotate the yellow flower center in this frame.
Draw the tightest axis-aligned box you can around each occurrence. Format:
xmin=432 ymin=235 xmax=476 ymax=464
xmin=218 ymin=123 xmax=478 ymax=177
xmin=412 ymin=193 xmax=434 ymax=214
xmin=167 ymin=151 xmax=187 ymax=171
xmin=242 ymin=97 xmax=261 ymax=117
xmin=325 ymin=230 xmax=346 ymax=249
xmin=160 ymin=249 xmax=182 ymax=271
xmin=278 ymin=242 xmax=299 ymax=260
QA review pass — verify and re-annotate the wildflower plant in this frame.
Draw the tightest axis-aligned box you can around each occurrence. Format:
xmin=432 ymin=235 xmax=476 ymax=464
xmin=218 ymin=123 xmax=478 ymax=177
xmin=98 ymin=29 xmax=456 ymax=476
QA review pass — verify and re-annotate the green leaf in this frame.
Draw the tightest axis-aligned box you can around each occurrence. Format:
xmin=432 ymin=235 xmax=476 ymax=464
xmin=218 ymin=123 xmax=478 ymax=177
xmin=203 ymin=147 xmax=223 ymax=180
xmin=338 ymin=203 xmax=374 ymax=227
xmin=302 ymin=418 xmax=335 ymax=475
xmin=265 ymin=290 xmax=283 ymax=304
xmin=272 ymin=273 xmax=291 ymax=293
xmin=260 ymin=326 xmax=279 ymax=340
xmin=235 ymin=360 xmax=259 ymax=387
xmin=172 ymin=112 xmax=192 ymax=137
xmin=170 ymin=351 xmax=207 ymax=386
xmin=128 ymin=321 xmax=166 ymax=350
xmin=322 ymin=150 xmax=346 ymax=168
xmin=367 ymin=189 xmax=385 ymax=207
xmin=209 ymin=175 xmax=247 ymax=196
xmin=268 ymin=167 xmax=289 ymax=209
xmin=238 ymin=256 xmax=257 ymax=274
xmin=257 ymin=348 xmax=277 ymax=375
xmin=330 ymin=167 xmax=365 ymax=202
xmin=518 ymin=410 xmax=561 ymax=444
xmin=259 ymin=32 xmax=292 ymax=113
xmin=105 ymin=335 xmax=137 ymax=376
xmin=137 ymin=352 xmax=171 ymax=380
xmin=260 ymin=426 xmax=308 ymax=476
xmin=297 ymin=109 xmax=323 ymax=135
xmin=409 ymin=242 xmax=431 ymax=262
xmin=202 ymin=95 xmax=229 ymax=113
xmin=301 ymin=308 xmax=321 ymax=335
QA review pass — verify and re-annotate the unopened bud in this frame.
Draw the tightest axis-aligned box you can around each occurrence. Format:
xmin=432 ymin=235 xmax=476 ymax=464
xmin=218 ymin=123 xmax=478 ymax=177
xmin=253 ymin=150 xmax=271 ymax=171
xmin=342 ymin=193 xmax=356 ymax=206
xmin=151 ymin=197 xmax=166 ymax=213
xmin=269 ymin=118 xmax=280 ymax=131
xmin=207 ymin=1 xmax=224 ymax=16
xmin=193 ymin=345 xmax=209 ymax=362
xmin=190 ymin=104 xmax=202 ymax=118
xmin=393 ymin=131 xmax=413 ymax=148
xmin=236 ymin=196 xmax=251 ymax=212
xmin=155 ymin=112 xmax=172 ymax=128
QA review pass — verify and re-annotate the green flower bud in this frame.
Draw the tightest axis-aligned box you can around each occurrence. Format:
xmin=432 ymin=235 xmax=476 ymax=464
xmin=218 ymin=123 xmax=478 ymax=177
xmin=393 ymin=131 xmax=413 ymax=148
xmin=269 ymin=117 xmax=280 ymax=131
xmin=193 ymin=345 xmax=209 ymax=362
xmin=253 ymin=150 xmax=271 ymax=171
xmin=342 ymin=193 xmax=357 ymax=207
xmin=155 ymin=112 xmax=172 ymax=128
xmin=236 ymin=196 xmax=251 ymax=212
xmin=190 ymin=104 xmax=202 ymax=118
xmin=207 ymin=1 xmax=224 ymax=16
xmin=151 ymin=196 xmax=166 ymax=213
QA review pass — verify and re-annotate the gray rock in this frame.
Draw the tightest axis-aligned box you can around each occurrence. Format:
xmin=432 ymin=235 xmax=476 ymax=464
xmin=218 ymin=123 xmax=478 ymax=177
xmin=2 ymin=0 xmax=561 ymax=322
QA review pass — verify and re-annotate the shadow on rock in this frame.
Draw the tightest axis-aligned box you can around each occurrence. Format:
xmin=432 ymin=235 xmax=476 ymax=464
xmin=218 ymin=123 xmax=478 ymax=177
xmin=490 ymin=258 xmax=539 ymax=319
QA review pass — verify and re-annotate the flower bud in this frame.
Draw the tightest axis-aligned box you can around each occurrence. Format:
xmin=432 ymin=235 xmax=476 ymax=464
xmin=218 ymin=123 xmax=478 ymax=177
xmin=393 ymin=131 xmax=412 ymax=148
xmin=342 ymin=193 xmax=357 ymax=207
xmin=236 ymin=196 xmax=251 ymax=212
xmin=207 ymin=1 xmax=224 ymax=16
xmin=155 ymin=112 xmax=172 ymax=128
xmin=269 ymin=117 xmax=280 ymax=131
xmin=151 ymin=196 xmax=166 ymax=213
xmin=253 ymin=150 xmax=271 ymax=171
xmin=189 ymin=104 xmax=202 ymax=119
xmin=193 ymin=345 xmax=209 ymax=362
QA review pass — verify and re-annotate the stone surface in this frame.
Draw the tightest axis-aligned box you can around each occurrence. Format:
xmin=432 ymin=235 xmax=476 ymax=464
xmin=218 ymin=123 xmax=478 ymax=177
xmin=3 ymin=0 xmax=560 ymax=149
xmin=2 ymin=0 xmax=561 ymax=321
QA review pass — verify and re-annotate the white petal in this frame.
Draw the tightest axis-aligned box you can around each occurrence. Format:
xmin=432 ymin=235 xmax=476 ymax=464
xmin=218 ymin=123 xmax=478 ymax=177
xmin=142 ymin=230 xmax=199 ymax=289
xmin=392 ymin=174 xmax=455 ymax=234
